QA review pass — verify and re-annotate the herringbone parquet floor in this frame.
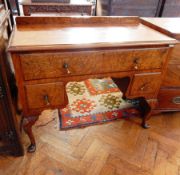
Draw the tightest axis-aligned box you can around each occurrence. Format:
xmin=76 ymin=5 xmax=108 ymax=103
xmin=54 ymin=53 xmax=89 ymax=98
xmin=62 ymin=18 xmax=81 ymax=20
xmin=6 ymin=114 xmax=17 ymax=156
xmin=0 ymin=111 xmax=180 ymax=175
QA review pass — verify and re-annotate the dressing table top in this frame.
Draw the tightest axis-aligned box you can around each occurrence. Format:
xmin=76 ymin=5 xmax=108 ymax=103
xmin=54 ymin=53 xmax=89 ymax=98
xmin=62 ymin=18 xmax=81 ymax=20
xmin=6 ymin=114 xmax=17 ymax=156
xmin=8 ymin=16 xmax=176 ymax=52
xmin=141 ymin=18 xmax=180 ymax=40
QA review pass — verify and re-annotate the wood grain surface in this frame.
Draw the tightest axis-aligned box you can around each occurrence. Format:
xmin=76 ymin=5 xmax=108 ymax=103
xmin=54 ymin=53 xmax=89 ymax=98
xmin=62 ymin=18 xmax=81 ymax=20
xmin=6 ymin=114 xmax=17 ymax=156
xmin=158 ymin=89 xmax=180 ymax=110
xmin=129 ymin=72 xmax=162 ymax=98
xmin=20 ymin=48 xmax=168 ymax=80
xmin=1 ymin=111 xmax=180 ymax=175
xmin=25 ymin=82 xmax=65 ymax=109
xmin=141 ymin=17 xmax=180 ymax=40
xmin=8 ymin=17 xmax=176 ymax=52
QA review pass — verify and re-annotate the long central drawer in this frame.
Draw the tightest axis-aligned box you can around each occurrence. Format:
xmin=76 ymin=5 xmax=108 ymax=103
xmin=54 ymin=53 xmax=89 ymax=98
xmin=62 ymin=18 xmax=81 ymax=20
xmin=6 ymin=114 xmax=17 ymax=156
xmin=20 ymin=48 xmax=168 ymax=80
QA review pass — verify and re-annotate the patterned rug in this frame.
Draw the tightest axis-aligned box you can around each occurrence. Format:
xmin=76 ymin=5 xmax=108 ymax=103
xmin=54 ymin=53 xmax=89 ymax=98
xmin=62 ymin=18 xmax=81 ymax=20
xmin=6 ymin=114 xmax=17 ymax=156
xmin=59 ymin=77 xmax=136 ymax=129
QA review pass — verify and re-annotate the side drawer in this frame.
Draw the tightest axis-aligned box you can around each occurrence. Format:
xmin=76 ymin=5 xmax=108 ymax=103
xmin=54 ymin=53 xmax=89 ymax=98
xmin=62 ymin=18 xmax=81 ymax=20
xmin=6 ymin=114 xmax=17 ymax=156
xmin=25 ymin=82 xmax=65 ymax=110
xmin=157 ymin=89 xmax=180 ymax=110
xmin=129 ymin=72 xmax=162 ymax=98
xmin=20 ymin=48 xmax=168 ymax=80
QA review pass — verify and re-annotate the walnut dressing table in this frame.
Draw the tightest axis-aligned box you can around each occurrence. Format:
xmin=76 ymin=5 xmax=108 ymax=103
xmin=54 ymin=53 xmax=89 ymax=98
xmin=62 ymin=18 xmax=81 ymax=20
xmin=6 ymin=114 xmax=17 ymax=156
xmin=8 ymin=16 xmax=176 ymax=152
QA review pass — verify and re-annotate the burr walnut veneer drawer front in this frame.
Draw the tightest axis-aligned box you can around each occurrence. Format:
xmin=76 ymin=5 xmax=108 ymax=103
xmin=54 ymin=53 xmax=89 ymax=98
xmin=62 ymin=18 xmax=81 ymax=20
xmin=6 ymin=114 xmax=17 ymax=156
xmin=20 ymin=48 xmax=168 ymax=80
xmin=25 ymin=82 xmax=64 ymax=110
xmin=130 ymin=72 xmax=162 ymax=98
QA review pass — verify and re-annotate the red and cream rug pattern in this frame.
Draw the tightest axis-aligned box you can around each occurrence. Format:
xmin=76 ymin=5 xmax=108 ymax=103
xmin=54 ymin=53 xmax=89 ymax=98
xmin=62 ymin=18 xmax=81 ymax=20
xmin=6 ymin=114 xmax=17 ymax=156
xmin=59 ymin=77 xmax=134 ymax=129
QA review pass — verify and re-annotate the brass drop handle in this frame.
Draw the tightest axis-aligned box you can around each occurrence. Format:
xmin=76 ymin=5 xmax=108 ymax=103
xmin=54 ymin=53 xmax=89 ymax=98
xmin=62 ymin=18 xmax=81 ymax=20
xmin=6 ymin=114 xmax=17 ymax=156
xmin=44 ymin=95 xmax=50 ymax=106
xmin=134 ymin=65 xmax=138 ymax=70
xmin=172 ymin=97 xmax=180 ymax=104
xmin=140 ymin=85 xmax=145 ymax=91
xmin=133 ymin=58 xmax=139 ymax=70
xmin=63 ymin=63 xmax=71 ymax=74
xmin=140 ymin=83 xmax=147 ymax=91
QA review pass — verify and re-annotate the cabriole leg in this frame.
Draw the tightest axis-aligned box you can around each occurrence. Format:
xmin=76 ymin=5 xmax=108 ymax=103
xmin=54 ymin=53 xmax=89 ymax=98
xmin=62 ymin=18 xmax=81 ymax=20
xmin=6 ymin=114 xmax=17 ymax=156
xmin=138 ymin=98 xmax=152 ymax=129
xmin=22 ymin=115 xmax=38 ymax=153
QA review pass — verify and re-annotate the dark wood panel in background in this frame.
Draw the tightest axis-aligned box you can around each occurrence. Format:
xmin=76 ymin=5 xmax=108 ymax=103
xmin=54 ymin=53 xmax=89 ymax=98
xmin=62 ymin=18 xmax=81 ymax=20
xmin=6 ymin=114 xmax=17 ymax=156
xmin=0 ymin=3 xmax=23 ymax=156
xmin=111 ymin=0 xmax=160 ymax=17
xmin=96 ymin=0 xmax=180 ymax=17
xmin=96 ymin=0 xmax=160 ymax=17
xmin=162 ymin=0 xmax=180 ymax=17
